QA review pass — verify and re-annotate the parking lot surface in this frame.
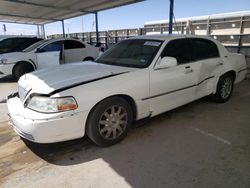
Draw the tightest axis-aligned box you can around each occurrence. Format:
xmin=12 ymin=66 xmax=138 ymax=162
xmin=0 ymin=76 xmax=249 ymax=188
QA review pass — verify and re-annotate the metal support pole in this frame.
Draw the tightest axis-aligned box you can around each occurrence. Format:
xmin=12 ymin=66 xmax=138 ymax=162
xmin=206 ymin=17 xmax=211 ymax=35
xmin=238 ymin=16 xmax=244 ymax=53
xmin=95 ymin=12 xmax=99 ymax=44
xmin=168 ymin=0 xmax=174 ymax=34
xmin=42 ymin=24 xmax=46 ymax=39
xmin=37 ymin=24 xmax=40 ymax=37
xmin=62 ymin=20 xmax=65 ymax=38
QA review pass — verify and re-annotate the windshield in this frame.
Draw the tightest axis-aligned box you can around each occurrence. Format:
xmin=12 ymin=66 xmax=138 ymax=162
xmin=96 ymin=39 xmax=163 ymax=68
xmin=23 ymin=40 xmax=46 ymax=52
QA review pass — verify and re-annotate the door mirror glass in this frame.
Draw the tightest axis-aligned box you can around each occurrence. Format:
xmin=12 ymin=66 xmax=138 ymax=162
xmin=35 ymin=48 xmax=41 ymax=53
xmin=155 ymin=56 xmax=177 ymax=69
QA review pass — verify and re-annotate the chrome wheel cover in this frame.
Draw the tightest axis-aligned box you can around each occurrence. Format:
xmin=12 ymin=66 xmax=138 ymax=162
xmin=98 ymin=105 xmax=128 ymax=140
xmin=220 ymin=77 xmax=232 ymax=99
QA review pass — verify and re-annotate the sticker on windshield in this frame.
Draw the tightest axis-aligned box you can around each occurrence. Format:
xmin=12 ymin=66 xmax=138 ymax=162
xmin=144 ymin=41 xmax=161 ymax=47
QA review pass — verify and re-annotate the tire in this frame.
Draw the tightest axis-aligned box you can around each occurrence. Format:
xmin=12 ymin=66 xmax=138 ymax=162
xmin=83 ymin=57 xmax=94 ymax=61
xmin=86 ymin=97 xmax=133 ymax=147
xmin=212 ymin=73 xmax=234 ymax=103
xmin=13 ymin=62 xmax=34 ymax=79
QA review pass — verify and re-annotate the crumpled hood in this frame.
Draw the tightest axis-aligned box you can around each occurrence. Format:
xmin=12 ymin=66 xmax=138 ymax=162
xmin=18 ymin=61 xmax=136 ymax=97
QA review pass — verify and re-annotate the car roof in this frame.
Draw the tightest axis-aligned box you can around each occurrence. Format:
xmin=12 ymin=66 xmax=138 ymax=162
xmin=0 ymin=36 xmax=42 ymax=41
xmin=39 ymin=38 xmax=84 ymax=45
xmin=133 ymin=34 xmax=215 ymax=41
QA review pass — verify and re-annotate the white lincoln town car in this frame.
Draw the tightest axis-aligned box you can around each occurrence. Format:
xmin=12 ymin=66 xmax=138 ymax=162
xmin=7 ymin=35 xmax=247 ymax=146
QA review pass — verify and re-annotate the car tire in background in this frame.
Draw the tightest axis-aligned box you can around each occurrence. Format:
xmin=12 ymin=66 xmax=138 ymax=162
xmin=13 ymin=62 xmax=34 ymax=79
xmin=83 ymin=57 xmax=94 ymax=61
xmin=86 ymin=97 xmax=133 ymax=147
xmin=212 ymin=73 xmax=234 ymax=103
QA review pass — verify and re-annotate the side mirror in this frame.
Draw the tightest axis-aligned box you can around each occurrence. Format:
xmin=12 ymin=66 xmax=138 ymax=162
xmin=155 ymin=56 xmax=177 ymax=69
xmin=35 ymin=48 xmax=40 ymax=53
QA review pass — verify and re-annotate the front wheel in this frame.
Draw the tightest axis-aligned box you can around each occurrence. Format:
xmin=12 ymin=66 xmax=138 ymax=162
xmin=212 ymin=73 xmax=234 ymax=103
xmin=13 ymin=62 xmax=34 ymax=79
xmin=86 ymin=97 xmax=133 ymax=147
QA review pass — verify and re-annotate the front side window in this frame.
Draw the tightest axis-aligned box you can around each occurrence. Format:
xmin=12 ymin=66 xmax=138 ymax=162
xmin=191 ymin=38 xmax=219 ymax=61
xmin=96 ymin=39 xmax=163 ymax=68
xmin=39 ymin=41 xmax=63 ymax=52
xmin=161 ymin=39 xmax=192 ymax=64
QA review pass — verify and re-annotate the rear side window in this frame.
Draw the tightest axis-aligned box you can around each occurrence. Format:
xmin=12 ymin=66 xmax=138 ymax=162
xmin=191 ymin=38 xmax=219 ymax=61
xmin=161 ymin=39 xmax=192 ymax=64
xmin=64 ymin=40 xmax=85 ymax=49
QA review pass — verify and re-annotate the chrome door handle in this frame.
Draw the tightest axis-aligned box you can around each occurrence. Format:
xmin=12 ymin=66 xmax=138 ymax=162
xmin=216 ymin=62 xmax=223 ymax=66
xmin=185 ymin=66 xmax=193 ymax=74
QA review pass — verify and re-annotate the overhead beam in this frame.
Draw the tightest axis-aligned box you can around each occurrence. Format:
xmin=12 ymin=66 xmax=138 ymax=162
xmin=5 ymin=0 xmax=94 ymax=14
xmin=0 ymin=13 xmax=60 ymax=22
xmin=0 ymin=0 xmax=145 ymax=25
xmin=84 ymin=0 xmax=145 ymax=13
xmin=0 ymin=20 xmax=38 ymax=25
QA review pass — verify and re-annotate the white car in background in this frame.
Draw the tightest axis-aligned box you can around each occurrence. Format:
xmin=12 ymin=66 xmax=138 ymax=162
xmin=0 ymin=38 xmax=100 ymax=79
xmin=7 ymin=35 xmax=247 ymax=147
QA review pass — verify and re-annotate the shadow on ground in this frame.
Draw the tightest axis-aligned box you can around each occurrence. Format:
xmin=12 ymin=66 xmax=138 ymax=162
xmin=2 ymin=79 xmax=250 ymax=187
xmin=0 ymin=75 xmax=16 ymax=83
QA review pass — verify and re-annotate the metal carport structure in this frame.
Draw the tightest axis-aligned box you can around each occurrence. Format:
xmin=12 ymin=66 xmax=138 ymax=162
xmin=0 ymin=0 xmax=144 ymax=41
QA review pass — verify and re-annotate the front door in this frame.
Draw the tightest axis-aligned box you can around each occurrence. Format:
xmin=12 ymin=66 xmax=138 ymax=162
xmin=36 ymin=41 xmax=63 ymax=69
xmin=149 ymin=38 xmax=200 ymax=116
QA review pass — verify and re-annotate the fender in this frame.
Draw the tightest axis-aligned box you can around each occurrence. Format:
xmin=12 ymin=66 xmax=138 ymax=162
xmin=211 ymin=69 xmax=236 ymax=94
xmin=12 ymin=60 xmax=36 ymax=75
xmin=28 ymin=59 xmax=37 ymax=70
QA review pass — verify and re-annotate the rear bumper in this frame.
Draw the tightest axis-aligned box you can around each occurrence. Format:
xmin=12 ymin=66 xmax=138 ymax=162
xmin=235 ymin=68 xmax=247 ymax=84
xmin=7 ymin=96 xmax=88 ymax=143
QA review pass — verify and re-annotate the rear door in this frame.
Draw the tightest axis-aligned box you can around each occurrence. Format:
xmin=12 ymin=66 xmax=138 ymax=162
xmin=149 ymin=38 xmax=200 ymax=116
xmin=64 ymin=40 xmax=86 ymax=63
xmin=36 ymin=41 xmax=63 ymax=69
xmin=190 ymin=38 xmax=225 ymax=98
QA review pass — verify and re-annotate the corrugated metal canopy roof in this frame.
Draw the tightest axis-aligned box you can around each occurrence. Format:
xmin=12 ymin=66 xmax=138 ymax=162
xmin=0 ymin=0 xmax=144 ymax=25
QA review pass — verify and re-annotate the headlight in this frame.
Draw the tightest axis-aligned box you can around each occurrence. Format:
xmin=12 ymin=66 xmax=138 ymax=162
xmin=26 ymin=96 xmax=78 ymax=113
xmin=0 ymin=58 xmax=8 ymax=64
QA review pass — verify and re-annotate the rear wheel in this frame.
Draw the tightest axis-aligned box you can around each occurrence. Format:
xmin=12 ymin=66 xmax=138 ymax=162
xmin=86 ymin=97 xmax=133 ymax=147
xmin=83 ymin=57 xmax=94 ymax=61
xmin=13 ymin=62 xmax=34 ymax=79
xmin=212 ymin=73 xmax=234 ymax=103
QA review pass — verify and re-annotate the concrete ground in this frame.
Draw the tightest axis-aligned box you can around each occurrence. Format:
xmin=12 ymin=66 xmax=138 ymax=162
xmin=0 ymin=76 xmax=249 ymax=188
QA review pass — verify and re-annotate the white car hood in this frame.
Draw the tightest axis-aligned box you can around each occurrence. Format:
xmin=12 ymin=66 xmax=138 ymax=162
xmin=18 ymin=61 xmax=136 ymax=97
xmin=0 ymin=51 xmax=31 ymax=63
xmin=1 ymin=52 xmax=24 ymax=59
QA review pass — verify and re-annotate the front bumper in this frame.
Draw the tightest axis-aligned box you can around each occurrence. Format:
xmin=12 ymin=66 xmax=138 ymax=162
xmin=7 ymin=96 xmax=88 ymax=143
xmin=0 ymin=63 xmax=15 ymax=76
